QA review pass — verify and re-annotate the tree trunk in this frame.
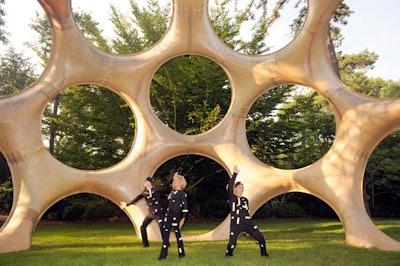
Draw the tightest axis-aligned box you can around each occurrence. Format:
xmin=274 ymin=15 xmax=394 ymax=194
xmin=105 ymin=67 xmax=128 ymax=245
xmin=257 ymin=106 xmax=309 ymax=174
xmin=49 ymin=94 xmax=60 ymax=155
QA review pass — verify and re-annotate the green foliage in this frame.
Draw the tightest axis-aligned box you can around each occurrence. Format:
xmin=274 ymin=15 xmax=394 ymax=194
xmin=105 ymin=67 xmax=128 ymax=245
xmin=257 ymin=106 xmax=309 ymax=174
xmin=153 ymin=155 xmax=230 ymax=219
xmin=110 ymin=0 xmax=170 ymax=53
xmin=248 ymin=87 xmax=335 ymax=170
xmin=0 ymin=154 xmax=9 ymax=184
xmin=365 ymin=131 xmax=400 ymax=217
xmin=255 ymin=202 xmax=306 ymax=219
xmin=45 ymin=194 xmax=125 ymax=222
xmin=0 ymin=180 xmax=12 ymax=214
xmin=209 ymin=0 xmax=242 ymax=50
xmin=151 ymin=55 xmax=231 ymax=134
xmin=61 ymin=202 xmax=85 ymax=221
xmin=0 ymin=48 xmax=36 ymax=96
xmin=27 ymin=12 xmax=52 ymax=63
xmin=74 ymin=12 xmax=110 ymax=51
xmin=255 ymin=192 xmax=337 ymax=219
xmin=0 ymin=0 xmax=7 ymax=45
xmin=42 ymin=85 xmax=135 ymax=170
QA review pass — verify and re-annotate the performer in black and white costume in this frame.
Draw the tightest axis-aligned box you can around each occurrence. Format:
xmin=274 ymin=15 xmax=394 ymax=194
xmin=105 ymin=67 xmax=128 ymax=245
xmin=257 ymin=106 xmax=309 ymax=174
xmin=225 ymin=165 xmax=268 ymax=257
xmin=158 ymin=172 xmax=188 ymax=260
xmin=121 ymin=176 xmax=172 ymax=247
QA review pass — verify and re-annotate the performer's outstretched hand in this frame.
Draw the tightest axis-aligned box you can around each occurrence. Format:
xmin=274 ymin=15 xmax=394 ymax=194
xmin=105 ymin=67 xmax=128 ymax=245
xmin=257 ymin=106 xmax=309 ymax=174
xmin=233 ymin=165 xmax=240 ymax=174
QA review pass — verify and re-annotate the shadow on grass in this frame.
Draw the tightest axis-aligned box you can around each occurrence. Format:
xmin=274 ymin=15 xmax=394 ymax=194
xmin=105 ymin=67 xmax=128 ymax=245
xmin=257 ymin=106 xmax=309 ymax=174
xmin=1 ymin=219 xmax=399 ymax=266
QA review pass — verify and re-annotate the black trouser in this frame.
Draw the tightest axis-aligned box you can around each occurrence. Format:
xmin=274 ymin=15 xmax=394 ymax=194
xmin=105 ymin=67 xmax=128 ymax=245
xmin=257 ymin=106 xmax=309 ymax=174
xmin=140 ymin=214 xmax=163 ymax=247
xmin=159 ymin=213 xmax=185 ymax=259
xmin=226 ymin=219 xmax=267 ymax=256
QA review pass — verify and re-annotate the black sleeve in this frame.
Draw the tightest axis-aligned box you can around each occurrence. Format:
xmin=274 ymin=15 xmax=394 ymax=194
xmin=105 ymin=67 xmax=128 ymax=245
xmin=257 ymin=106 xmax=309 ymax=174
xmin=154 ymin=178 xmax=173 ymax=193
xmin=227 ymin=172 xmax=237 ymax=200
xmin=127 ymin=191 xmax=145 ymax=206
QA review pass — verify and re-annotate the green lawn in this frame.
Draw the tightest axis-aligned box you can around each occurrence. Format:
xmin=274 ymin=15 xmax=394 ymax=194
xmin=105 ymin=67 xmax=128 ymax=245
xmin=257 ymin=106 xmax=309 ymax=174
xmin=0 ymin=219 xmax=399 ymax=265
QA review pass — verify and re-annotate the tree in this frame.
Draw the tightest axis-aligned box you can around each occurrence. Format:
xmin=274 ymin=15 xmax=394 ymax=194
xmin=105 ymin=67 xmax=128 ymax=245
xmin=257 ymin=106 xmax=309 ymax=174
xmin=109 ymin=0 xmax=170 ymax=54
xmin=365 ymin=131 xmax=400 ymax=217
xmin=0 ymin=0 xmax=7 ymax=45
xmin=0 ymin=48 xmax=36 ymax=96
xmin=151 ymin=55 xmax=231 ymax=134
xmin=42 ymin=85 xmax=135 ymax=170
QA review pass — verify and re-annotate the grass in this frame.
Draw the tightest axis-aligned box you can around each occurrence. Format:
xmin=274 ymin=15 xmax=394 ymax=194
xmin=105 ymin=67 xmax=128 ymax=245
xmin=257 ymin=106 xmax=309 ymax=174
xmin=0 ymin=219 xmax=399 ymax=265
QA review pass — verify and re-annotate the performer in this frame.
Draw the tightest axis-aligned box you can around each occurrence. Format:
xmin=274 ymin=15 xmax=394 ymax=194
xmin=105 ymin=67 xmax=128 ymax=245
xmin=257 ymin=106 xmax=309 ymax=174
xmin=120 ymin=176 xmax=172 ymax=247
xmin=225 ymin=165 xmax=269 ymax=257
xmin=158 ymin=172 xmax=188 ymax=260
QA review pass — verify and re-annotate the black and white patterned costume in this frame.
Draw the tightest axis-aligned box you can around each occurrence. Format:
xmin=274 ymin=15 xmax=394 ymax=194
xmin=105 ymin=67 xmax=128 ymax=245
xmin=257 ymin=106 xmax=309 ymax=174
xmin=159 ymin=189 xmax=188 ymax=259
xmin=225 ymin=172 xmax=268 ymax=257
xmin=127 ymin=178 xmax=172 ymax=247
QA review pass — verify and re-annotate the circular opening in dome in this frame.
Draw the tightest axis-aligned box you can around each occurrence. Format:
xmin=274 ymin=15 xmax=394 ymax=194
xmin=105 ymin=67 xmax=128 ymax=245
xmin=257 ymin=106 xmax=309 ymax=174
xmin=153 ymin=155 xmax=229 ymax=221
xmin=246 ymin=85 xmax=336 ymax=170
xmin=150 ymin=55 xmax=231 ymax=135
xmin=71 ymin=0 xmax=172 ymax=54
xmin=208 ymin=0 xmax=307 ymax=55
xmin=364 ymin=130 xmax=400 ymax=218
xmin=41 ymin=85 xmax=135 ymax=170
xmin=254 ymin=192 xmax=338 ymax=219
xmin=0 ymin=153 xmax=12 ymax=216
xmin=43 ymin=193 xmax=127 ymax=222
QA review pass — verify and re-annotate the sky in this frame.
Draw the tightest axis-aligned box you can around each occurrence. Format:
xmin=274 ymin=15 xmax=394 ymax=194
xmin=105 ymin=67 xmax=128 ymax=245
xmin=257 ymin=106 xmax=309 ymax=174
xmin=1 ymin=0 xmax=400 ymax=80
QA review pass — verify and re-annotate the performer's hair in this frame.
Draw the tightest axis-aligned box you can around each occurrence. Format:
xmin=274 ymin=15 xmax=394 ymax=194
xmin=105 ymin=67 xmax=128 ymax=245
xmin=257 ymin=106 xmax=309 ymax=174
xmin=173 ymin=172 xmax=187 ymax=190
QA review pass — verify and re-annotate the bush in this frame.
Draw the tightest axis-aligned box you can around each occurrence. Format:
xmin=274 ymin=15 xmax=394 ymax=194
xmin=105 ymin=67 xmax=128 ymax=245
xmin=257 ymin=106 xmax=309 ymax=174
xmin=202 ymin=199 xmax=228 ymax=219
xmin=254 ymin=204 xmax=270 ymax=219
xmin=62 ymin=202 xmax=85 ymax=221
xmin=279 ymin=202 xmax=306 ymax=218
xmin=82 ymin=200 xmax=121 ymax=221
xmin=255 ymin=202 xmax=306 ymax=219
xmin=0 ymin=181 xmax=13 ymax=215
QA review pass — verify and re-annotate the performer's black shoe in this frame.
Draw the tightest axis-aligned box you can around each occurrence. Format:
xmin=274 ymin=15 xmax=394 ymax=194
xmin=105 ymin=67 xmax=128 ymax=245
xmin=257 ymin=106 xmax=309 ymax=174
xmin=158 ymin=256 xmax=167 ymax=260
xmin=262 ymin=253 xmax=269 ymax=257
xmin=225 ymin=253 xmax=233 ymax=257
xmin=178 ymin=253 xmax=185 ymax=258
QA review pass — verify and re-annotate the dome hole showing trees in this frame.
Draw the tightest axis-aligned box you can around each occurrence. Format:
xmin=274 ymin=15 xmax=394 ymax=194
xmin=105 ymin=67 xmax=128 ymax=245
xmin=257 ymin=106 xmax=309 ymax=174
xmin=41 ymin=85 xmax=135 ymax=170
xmin=254 ymin=192 xmax=338 ymax=219
xmin=208 ymin=0 xmax=307 ymax=55
xmin=0 ymin=153 xmax=11 ymax=218
xmin=153 ymin=155 xmax=230 ymax=220
xmin=150 ymin=55 xmax=231 ymax=135
xmin=246 ymin=85 xmax=336 ymax=170
xmin=42 ymin=193 xmax=126 ymax=223
xmin=71 ymin=0 xmax=172 ymax=55
xmin=364 ymin=130 xmax=400 ymax=218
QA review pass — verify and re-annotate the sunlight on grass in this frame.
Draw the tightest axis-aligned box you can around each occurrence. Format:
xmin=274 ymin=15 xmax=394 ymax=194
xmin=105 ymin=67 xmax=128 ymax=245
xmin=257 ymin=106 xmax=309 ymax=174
xmin=0 ymin=220 xmax=399 ymax=266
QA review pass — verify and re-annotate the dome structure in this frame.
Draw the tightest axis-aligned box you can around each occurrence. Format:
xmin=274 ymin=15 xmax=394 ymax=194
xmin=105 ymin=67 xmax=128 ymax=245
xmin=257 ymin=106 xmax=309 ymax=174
xmin=0 ymin=0 xmax=399 ymax=253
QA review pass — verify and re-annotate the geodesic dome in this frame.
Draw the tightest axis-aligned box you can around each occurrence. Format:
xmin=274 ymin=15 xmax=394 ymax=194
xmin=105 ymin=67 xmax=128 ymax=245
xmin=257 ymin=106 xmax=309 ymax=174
xmin=0 ymin=0 xmax=399 ymax=253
